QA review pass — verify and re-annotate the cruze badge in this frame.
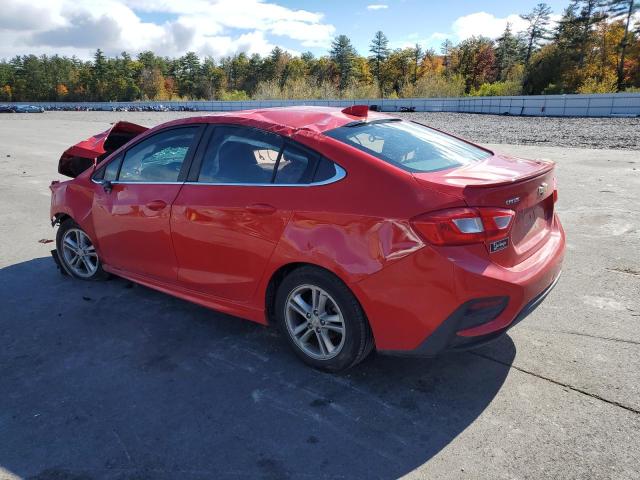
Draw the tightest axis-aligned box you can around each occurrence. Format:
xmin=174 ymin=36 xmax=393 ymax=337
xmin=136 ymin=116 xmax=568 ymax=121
xmin=490 ymin=238 xmax=509 ymax=253
xmin=505 ymin=196 xmax=520 ymax=206
xmin=538 ymin=182 xmax=548 ymax=196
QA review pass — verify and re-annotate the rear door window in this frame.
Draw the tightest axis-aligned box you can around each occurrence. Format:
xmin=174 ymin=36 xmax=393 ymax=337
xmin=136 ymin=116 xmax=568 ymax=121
xmin=194 ymin=125 xmax=343 ymax=186
xmin=273 ymin=144 xmax=317 ymax=184
xmin=313 ymin=158 xmax=338 ymax=182
xmin=198 ymin=127 xmax=283 ymax=184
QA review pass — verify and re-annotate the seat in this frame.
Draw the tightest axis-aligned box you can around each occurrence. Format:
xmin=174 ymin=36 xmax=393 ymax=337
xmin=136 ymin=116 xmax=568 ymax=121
xmin=215 ymin=141 xmax=271 ymax=183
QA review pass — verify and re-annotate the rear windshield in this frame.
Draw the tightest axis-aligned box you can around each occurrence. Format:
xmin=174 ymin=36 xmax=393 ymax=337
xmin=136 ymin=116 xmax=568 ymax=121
xmin=325 ymin=120 xmax=491 ymax=173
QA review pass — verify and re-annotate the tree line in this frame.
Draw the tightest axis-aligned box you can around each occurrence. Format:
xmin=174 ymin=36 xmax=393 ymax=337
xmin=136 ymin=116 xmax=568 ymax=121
xmin=0 ymin=0 xmax=638 ymax=103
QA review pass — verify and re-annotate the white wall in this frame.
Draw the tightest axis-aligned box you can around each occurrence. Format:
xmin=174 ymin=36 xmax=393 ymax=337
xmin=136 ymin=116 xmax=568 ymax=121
xmin=10 ymin=93 xmax=640 ymax=117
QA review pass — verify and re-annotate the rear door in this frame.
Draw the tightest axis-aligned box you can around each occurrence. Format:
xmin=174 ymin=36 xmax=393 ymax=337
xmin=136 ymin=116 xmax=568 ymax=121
xmin=91 ymin=125 xmax=203 ymax=282
xmin=170 ymin=125 xmax=330 ymax=302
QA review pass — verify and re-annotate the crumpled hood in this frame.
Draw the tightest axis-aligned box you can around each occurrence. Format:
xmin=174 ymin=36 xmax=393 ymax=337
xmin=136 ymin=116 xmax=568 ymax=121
xmin=63 ymin=121 xmax=148 ymax=159
xmin=58 ymin=121 xmax=148 ymax=177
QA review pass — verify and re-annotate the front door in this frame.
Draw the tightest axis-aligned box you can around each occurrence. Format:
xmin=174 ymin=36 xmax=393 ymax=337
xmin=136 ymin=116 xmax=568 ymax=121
xmin=91 ymin=125 xmax=202 ymax=282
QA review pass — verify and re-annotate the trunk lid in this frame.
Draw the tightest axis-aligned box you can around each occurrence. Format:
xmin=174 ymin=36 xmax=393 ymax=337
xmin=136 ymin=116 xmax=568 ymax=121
xmin=58 ymin=121 xmax=147 ymax=177
xmin=413 ymin=153 xmax=556 ymax=266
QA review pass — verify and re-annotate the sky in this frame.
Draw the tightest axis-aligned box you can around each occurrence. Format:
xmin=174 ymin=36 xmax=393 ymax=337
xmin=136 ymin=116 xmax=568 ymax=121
xmin=0 ymin=0 xmax=576 ymax=60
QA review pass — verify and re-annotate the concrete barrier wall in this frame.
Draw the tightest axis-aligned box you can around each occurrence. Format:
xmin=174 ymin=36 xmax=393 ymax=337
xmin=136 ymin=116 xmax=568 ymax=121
xmin=7 ymin=93 xmax=640 ymax=117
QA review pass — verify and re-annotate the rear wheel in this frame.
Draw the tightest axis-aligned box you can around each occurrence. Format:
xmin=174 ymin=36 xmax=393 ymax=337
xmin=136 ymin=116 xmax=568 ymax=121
xmin=56 ymin=219 xmax=107 ymax=280
xmin=275 ymin=267 xmax=374 ymax=372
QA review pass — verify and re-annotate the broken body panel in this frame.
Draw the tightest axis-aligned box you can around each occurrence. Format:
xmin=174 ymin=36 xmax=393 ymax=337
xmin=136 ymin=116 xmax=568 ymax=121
xmin=58 ymin=121 xmax=148 ymax=177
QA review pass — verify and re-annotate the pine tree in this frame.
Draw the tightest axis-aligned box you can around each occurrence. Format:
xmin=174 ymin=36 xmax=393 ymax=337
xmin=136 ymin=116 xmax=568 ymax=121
xmin=496 ymin=24 xmax=525 ymax=80
xmin=331 ymin=35 xmax=357 ymax=95
xmin=91 ymin=49 xmax=107 ymax=100
xmin=520 ymin=3 xmax=553 ymax=65
xmin=441 ymin=39 xmax=454 ymax=76
xmin=368 ymin=31 xmax=390 ymax=96
xmin=604 ymin=0 xmax=638 ymax=90
xmin=569 ymin=0 xmax=609 ymax=68
xmin=412 ymin=43 xmax=424 ymax=85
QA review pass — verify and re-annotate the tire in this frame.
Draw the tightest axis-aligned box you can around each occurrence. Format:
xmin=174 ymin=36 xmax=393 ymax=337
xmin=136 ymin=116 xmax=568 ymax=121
xmin=275 ymin=266 xmax=374 ymax=372
xmin=56 ymin=219 xmax=108 ymax=280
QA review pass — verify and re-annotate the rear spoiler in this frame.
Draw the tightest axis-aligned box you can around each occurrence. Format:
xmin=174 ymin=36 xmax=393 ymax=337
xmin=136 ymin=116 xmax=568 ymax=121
xmin=58 ymin=121 xmax=148 ymax=177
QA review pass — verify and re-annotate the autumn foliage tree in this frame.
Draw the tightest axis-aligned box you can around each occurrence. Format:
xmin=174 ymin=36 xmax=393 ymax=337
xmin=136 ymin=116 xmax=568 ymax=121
xmin=0 ymin=1 xmax=638 ymax=102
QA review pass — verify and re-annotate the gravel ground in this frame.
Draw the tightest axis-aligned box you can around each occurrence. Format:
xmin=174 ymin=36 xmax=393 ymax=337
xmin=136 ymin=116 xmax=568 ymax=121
xmin=4 ymin=110 xmax=639 ymax=150
xmin=0 ymin=113 xmax=639 ymax=480
xmin=399 ymin=112 xmax=640 ymax=150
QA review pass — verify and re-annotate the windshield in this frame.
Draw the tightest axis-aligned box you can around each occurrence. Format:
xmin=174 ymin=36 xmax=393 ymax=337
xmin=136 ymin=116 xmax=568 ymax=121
xmin=325 ymin=120 xmax=491 ymax=173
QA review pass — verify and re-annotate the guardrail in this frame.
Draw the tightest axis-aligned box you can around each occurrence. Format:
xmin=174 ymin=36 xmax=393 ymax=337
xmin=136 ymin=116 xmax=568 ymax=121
xmin=5 ymin=93 xmax=640 ymax=117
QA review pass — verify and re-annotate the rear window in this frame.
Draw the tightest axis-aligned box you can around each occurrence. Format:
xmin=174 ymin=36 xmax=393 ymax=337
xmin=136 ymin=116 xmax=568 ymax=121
xmin=325 ymin=120 xmax=491 ymax=173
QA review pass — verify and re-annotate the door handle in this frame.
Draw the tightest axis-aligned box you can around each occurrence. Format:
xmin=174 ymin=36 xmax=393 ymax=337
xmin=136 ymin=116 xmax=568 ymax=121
xmin=246 ymin=203 xmax=276 ymax=214
xmin=146 ymin=200 xmax=167 ymax=211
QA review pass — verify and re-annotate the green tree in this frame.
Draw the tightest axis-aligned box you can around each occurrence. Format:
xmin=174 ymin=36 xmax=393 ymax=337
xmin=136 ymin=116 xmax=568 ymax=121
xmin=175 ymin=52 xmax=201 ymax=99
xmin=411 ymin=43 xmax=424 ymax=85
xmin=198 ymin=57 xmax=226 ymax=99
xmin=91 ymin=49 xmax=108 ymax=100
xmin=520 ymin=3 xmax=553 ymax=65
xmin=331 ymin=35 xmax=357 ymax=95
xmin=604 ymin=0 xmax=639 ymax=89
xmin=495 ymin=23 xmax=525 ymax=80
xmin=441 ymin=39 xmax=454 ymax=76
xmin=387 ymin=48 xmax=414 ymax=95
xmin=368 ymin=31 xmax=390 ymax=95
xmin=565 ymin=0 xmax=609 ymax=68
xmin=452 ymin=36 xmax=498 ymax=92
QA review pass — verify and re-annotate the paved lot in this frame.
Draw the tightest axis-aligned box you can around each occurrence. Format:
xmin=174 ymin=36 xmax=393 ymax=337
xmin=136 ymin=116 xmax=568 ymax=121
xmin=0 ymin=113 xmax=639 ymax=480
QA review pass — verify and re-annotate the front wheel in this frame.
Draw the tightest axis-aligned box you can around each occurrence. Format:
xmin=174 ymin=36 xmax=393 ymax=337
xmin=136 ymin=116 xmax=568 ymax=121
xmin=56 ymin=219 xmax=107 ymax=280
xmin=275 ymin=267 xmax=374 ymax=372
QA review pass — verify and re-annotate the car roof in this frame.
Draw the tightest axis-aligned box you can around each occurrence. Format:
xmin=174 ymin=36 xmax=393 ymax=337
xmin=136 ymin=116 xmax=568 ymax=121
xmin=162 ymin=106 xmax=394 ymax=136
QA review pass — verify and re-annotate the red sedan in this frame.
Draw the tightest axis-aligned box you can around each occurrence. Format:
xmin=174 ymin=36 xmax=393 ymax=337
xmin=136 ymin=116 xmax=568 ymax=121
xmin=50 ymin=106 xmax=565 ymax=371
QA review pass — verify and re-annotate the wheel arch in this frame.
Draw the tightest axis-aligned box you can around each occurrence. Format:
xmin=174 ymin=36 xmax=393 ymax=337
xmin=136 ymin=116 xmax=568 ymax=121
xmin=51 ymin=212 xmax=73 ymax=226
xmin=264 ymin=262 xmax=367 ymax=327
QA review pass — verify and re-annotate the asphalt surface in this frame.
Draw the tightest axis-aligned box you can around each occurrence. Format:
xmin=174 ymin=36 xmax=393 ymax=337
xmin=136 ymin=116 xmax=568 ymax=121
xmin=0 ymin=112 xmax=639 ymax=480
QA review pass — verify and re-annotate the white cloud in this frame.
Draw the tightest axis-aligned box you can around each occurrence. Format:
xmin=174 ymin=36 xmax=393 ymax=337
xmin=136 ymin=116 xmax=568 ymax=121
xmin=391 ymin=32 xmax=450 ymax=51
xmin=392 ymin=10 xmax=555 ymax=53
xmin=452 ymin=11 xmax=529 ymax=40
xmin=0 ymin=0 xmax=335 ymax=59
xmin=366 ymin=4 xmax=388 ymax=11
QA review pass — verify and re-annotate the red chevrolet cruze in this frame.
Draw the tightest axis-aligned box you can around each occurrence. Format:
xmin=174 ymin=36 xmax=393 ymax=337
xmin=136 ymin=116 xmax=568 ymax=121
xmin=50 ymin=106 xmax=565 ymax=371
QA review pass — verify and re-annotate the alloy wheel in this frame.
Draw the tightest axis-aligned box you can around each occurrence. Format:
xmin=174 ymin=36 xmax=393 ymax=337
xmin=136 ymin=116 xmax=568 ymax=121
xmin=61 ymin=228 xmax=99 ymax=278
xmin=284 ymin=284 xmax=346 ymax=360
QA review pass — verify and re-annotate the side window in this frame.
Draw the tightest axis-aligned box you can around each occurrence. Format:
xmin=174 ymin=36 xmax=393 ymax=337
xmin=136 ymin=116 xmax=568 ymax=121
xmin=119 ymin=127 xmax=198 ymax=182
xmin=103 ymin=155 xmax=122 ymax=181
xmin=313 ymin=158 xmax=338 ymax=182
xmin=92 ymin=154 xmax=122 ymax=181
xmin=199 ymin=127 xmax=282 ymax=184
xmin=273 ymin=144 xmax=315 ymax=184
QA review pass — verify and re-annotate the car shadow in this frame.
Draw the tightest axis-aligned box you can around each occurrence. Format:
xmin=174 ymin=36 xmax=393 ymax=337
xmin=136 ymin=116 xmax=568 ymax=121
xmin=0 ymin=257 xmax=516 ymax=480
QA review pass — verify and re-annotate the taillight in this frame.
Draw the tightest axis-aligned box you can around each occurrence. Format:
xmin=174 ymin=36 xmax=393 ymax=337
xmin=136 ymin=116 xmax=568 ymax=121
xmin=553 ymin=177 xmax=558 ymax=203
xmin=411 ymin=207 xmax=515 ymax=246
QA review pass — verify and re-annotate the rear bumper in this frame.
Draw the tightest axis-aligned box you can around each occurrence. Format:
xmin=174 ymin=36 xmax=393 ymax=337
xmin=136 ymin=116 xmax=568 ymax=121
xmin=386 ymin=271 xmax=561 ymax=357
xmin=354 ymin=214 xmax=565 ymax=353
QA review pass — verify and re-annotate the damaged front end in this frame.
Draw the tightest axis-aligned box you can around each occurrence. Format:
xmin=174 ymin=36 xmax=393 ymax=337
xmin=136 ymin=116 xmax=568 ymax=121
xmin=58 ymin=121 xmax=147 ymax=177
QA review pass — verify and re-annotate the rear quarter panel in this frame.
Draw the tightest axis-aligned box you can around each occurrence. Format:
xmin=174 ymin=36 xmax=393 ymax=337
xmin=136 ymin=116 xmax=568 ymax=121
xmin=252 ymin=133 xmax=465 ymax=328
